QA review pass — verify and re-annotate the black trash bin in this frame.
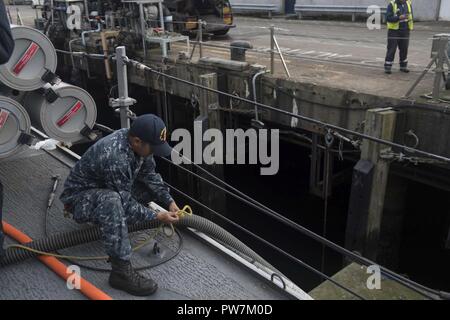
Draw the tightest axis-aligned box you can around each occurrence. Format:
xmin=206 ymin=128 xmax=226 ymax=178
xmin=285 ymin=0 xmax=296 ymax=15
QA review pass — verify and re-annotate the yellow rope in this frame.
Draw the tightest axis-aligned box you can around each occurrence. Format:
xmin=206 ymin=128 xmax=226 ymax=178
xmin=176 ymin=205 xmax=193 ymax=218
xmin=7 ymin=205 xmax=193 ymax=261
xmin=6 ymin=244 xmax=109 ymax=261
xmin=158 ymin=205 xmax=193 ymax=239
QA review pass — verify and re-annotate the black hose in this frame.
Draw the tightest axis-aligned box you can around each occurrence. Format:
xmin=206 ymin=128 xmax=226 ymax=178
xmin=0 ymin=215 xmax=280 ymax=277
xmin=1 ymin=220 xmax=158 ymax=267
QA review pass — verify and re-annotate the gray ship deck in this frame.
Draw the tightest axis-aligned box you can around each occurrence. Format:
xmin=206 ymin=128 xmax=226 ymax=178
xmin=0 ymin=140 xmax=305 ymax=300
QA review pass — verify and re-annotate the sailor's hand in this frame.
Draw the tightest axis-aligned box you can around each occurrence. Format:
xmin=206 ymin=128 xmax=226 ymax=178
xmin=156 ymin=211 xmax=180 ymax=224
xmin=169 ymin=201 xmax=180 ymax=213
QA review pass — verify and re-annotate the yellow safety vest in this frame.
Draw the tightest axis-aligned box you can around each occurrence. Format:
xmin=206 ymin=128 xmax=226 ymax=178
xmin=387 ymin=0 xmax=414 ymax=31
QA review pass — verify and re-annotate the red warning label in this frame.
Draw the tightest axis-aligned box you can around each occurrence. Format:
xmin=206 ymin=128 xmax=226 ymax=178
xmin=56 ymin=101 xmax=84 ymax=127
xmin=0 ymin=109 xmax=10 ymax=130
xmin=12 ymin=42 xmax=40 ymax=75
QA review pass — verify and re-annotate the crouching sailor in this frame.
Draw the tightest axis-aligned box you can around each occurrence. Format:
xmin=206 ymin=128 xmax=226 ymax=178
xmin=60 ymin=114 xmax=180 ymax=296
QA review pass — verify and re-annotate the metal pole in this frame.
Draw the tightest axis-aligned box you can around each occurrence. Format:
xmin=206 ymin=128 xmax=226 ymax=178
xmin=100 ymin=32 xmax=112 ymax=81
xmin=116 ymin=46 xmax=131 ymax=129
xmin=6 ymin=6 xmax=12 ymax=24
xmin=16 ymin=8 xmax=22 ymax=25
xmin=50 ymin=0 xmax=54 ymax=26
xmin=158 ymin=1 xmax=165 ymax=31
xmin=432 ymin=36 xmax=449 ymax=100
xmin=252 ymin=70 xmax=268 ymax=122
xmin=270 ymin=25 xmax=275 ymax=74
xmin=199 ymin=19 xmax=203 ymax=58
xmin=158 ymin=1 xmax=167 ymax=58
xmin=404 ymin=57 xmax=437 ymax=98
xmin=273 ymin=35 xmax=291 ymax=78
xmin=84 ymin=0 xmax=89 ymax=21
xmin=139 ymin=3 xmax=146 ymax=58
xmin=435 ymin=0 xmax=442 ymax=21
xmin=433 ymin=58 xmax=444 ymax=100
xmin=189 ymin=34 xmax=198 ymax=60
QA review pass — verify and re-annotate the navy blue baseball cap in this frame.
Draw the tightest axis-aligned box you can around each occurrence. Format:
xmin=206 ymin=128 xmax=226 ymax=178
xmin=129 ymin=114 xmax=171 ymax=156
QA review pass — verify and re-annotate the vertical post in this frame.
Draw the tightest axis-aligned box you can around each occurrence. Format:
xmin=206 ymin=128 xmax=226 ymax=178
xmin=377 ymin=175 xmax=407 ymax=269
xmin=161 ymin=41 xmax=168 ymax=58
xmin=100 ymin=32 xmax=112 ymax=81
xmin=158 ymin=1 xmax=165 ymax=31
xmin=50 ymin=0 xmax=54 ymax=25
xmin=432 ymin=36 xmax=448 ymax=100
xmin=270 ymin=25 xmax=275 ymax=74
xmin=84 ymin=0 xmax=89 ymax=21
xmin=198 ymin=19 xmax=203 ymax=59
xmin=162 ymin=76 xmax=170 ymax=130
xmin=309 ymin=133 xmax=333 ymax=198
xmin=139 ymin=3 xmax=146 ymax=58
xmin=345 ymin=159 xmax=374 ymax=262
xmin=435 ymin=0 xmax=442 ymax=21
xmin=347 ymin=108 xmax=397 ymax=261
xmin=116 ymin=46 xmax=131 ymax=129
xmin=197 ymin=73 xmax=226 ymax=218
xmin=309 ymin=133 xmax=320 ymax=195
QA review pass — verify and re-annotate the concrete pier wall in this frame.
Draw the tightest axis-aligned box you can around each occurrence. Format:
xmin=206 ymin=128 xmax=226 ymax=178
xmin=230 ymin=0 xmax=447 ymax=21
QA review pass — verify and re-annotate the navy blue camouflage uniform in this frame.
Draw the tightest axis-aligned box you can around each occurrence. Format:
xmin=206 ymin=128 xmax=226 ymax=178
xmin=60 ymin=129 xmax=173 ymax=261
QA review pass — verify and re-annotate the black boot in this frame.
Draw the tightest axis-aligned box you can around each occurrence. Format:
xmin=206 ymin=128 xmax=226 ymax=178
xmin=400 ymin=62 xmax=410 ymax=73
xmin=385 ymin=67 xmax=392 ymax=74
xmin=109 ymin=257 xmax=158 ymax=296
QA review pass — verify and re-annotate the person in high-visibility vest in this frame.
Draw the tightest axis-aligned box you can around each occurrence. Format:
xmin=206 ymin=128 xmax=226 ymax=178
xmin=384 ymin=0 xmax=414 ymax=74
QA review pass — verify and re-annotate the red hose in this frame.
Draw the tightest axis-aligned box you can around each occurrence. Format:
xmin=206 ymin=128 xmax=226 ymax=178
xmin=2 ymin=221 xmax=112 ymax=300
